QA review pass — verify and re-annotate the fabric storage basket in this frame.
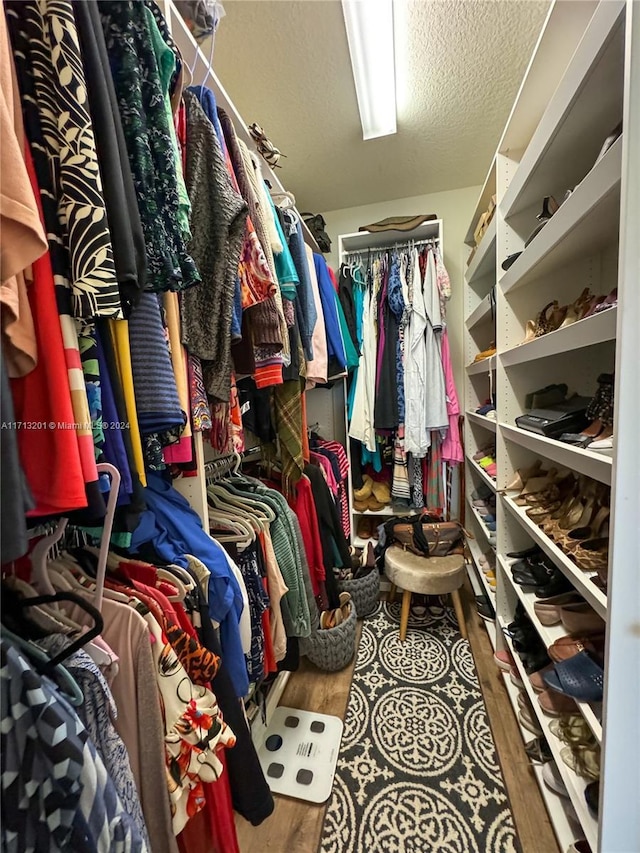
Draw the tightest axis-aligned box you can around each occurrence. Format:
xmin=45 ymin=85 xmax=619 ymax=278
xmin=301 ymin=603 xmax=357 ymax=672
xmin=337 ymin=570 xmax=380 ymax=618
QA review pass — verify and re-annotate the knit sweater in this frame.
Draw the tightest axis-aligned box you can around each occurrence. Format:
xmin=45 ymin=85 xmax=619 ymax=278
xmin=181 ymin=90 xmax=247 ymax=401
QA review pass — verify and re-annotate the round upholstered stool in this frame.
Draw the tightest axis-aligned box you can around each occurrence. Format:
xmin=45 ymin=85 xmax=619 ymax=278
xmin=384 ymin=545 xmax=467 ymax=642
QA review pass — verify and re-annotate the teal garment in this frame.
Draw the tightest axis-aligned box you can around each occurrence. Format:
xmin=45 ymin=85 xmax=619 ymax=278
xmin=233 ymin=478 xmax=311 ymax=638
xmin=143 ymin=6 xmax=191 ymax=241
xmin=336 ymin=294 xmax=359 ymax=371
xmin=265 ymin=190 xmax=299 ymax=299
xmin=347 ymin=267 xmax=366 ymax=420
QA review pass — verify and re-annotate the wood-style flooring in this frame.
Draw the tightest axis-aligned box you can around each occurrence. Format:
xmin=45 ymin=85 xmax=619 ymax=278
xmin=235 ymin=585 xmax=560 ymax=853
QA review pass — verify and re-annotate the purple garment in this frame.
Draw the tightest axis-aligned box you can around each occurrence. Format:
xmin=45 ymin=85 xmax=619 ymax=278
xmin=95 ymin=328 xmax=132 ymax=503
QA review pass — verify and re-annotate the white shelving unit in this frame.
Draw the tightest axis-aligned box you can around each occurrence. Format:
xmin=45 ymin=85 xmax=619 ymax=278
xmin=463 ymin=2 xmax=638 ymax=848
xmin=465 ymin=411 xmax=497 ymax=432
xmin=338 ymin=221 xmax=444 ymax=543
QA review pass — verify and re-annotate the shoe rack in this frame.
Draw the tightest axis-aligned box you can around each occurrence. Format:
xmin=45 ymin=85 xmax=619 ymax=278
xmin=463 ymin=2 xmax=640 ymax=851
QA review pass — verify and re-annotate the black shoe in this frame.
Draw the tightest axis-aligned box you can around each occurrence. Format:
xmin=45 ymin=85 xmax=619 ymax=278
xmin=475 ymin=594 xmax=495 ymax=622
xmin=585 ymin=781 xmax=599 ymax=817
xmin=506 ymin=545 xmax=542 ymax=559
xmin=535 ymin=573 xmax=574 ymax=598
xmin=524 ymin=736 xmax=553 ymax=764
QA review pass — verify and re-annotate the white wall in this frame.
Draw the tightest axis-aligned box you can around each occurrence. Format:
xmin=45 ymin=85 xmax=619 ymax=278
xmin=322 ymin=184 xmax=481 ymax=395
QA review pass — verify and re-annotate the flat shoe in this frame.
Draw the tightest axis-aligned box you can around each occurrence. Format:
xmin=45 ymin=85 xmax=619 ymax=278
xmin=528 ymin=664 xmax=555 ymax=692
xmin=538 ymin=688 xmax=578 ymax=716
xmin=541 ymin=761 xmax=570 ymax=797
xmin=543 ymin=651 xmax=604 ymax=702
xmin=371 ymin=480 xmax=391 ymax=504
xmin=547 ymin=633 xmax=606 ymax=663
xmin=518 ymin=706 xmax=543 ymax=736
xmin=558 ymin=602 xmax=606 ymax=635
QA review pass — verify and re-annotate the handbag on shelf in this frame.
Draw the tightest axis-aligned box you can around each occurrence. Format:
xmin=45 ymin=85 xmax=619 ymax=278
xmin=383 ymin=513 xmax=468 ymax=558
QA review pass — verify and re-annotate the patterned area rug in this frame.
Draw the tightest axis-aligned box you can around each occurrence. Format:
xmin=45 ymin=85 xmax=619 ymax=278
xmin=319 ymin=600 xmax=521 ymax=853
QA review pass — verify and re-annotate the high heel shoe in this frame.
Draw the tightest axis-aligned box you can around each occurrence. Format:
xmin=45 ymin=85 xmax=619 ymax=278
xmin=500 ymin=460 xmax=543 ymax=493
xmin=512 ymin=468 xmax=559 ymax=505
xmin=559 ymin=287 xmax=593 ymax=329
xmin=573 ymin=537 xmax=610 ymax=574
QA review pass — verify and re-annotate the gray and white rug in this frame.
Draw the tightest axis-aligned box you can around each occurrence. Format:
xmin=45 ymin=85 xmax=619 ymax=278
xmin=319 ymin=600 xmax=521 ymax=853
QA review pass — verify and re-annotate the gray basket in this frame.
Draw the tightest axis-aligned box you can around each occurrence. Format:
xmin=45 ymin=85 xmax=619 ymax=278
xmin=300 ymin=603 xmax=357 ymax=672
xmin=337 ymin=569 xmax=380 ymax=618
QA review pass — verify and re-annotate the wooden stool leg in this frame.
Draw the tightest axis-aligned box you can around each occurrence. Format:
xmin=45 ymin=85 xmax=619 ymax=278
xmin=389 ymin=582 xmax=397 ymax=603
xmin=400 ymin=589 xmax=412 ymax=642
xmin=451 ymin=588 xmax=467 ymax=640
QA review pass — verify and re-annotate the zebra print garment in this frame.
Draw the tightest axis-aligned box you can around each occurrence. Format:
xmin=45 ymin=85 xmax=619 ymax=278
xmin=6 ymin=0 xmax=123 ymax=320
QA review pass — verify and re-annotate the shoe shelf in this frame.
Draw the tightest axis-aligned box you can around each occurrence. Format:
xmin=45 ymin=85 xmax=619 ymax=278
xmin=501 ymin=623 xmax=600 ymax=852
xmin=499 ymin=555 xmax=603 ymax=746
xmin=466 ymin=499 xmax=497 ymax=550
xmin=465 ymin=292 xmax=493 ymax=330
xmin=352 ymin=506 xmax=418 ymax=517
xmin=465 ymin=411 xmax=497 ymax=432
xmin=498 ymin=666 xmax=582 ymax=853
xmin=504 ymin=172 xmax=621 ymax=291
xmin=466 ymin=453 xmax=497 ymax=492
xmin=500 ymin=307 xmax=618 ymax=368
xmin=466 ymin=531 xmax=496 ymax=600
xmin=466 ymin=354 xmax=496 ymax=375
xmin=466 ymin=216 xmax=496 ymax=285
xmin=500 ymin=0 xmax=625 ymax=220
xmin=500 ymin=424 xmax=613 ymax=486
xmin=502 ymin=496 xmax=607 ymax=620
xmin=500 ymin=137 xmax=622 ymax=295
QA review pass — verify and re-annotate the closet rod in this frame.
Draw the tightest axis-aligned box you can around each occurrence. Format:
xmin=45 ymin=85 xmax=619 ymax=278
xmin=342 ymin=237 xmax=440 ymax=256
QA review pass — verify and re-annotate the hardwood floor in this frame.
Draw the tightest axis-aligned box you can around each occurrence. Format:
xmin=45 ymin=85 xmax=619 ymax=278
xmin=236 ymin=588 xmax=560 ymax=853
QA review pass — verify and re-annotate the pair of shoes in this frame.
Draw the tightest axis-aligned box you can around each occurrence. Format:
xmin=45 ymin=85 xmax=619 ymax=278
xmin=543 ymin=650 xmax=605 ymax=702
xmin=356 ymin=516 xmax=380 ymax=540
xmin=548 ymin=633 xmax=606 ymax=664
xmin=542 ymin=761 xmax=570 ymax=797
xmin=559 ymin=373 xmax=614 ymax=448
xmin=476 ymin=594 xmax=495 ymax=621
xmin=558 ymin=602 xmax=606 ymax=635
xmin=534 ymin=592 xmax=584 ymax=625
xmin=471 ymin=483 xmax=493 ymax=501
xmin=538 ymin=688 xmax=578 ymax=716
xmin=567 ymin=840 xmax=592 ymax=853
xmin=494 ymin=649 xmax=515 ymax=671
xmin=524 ymin=383 xmax=569 ymax=410
xmin=473 ymin=343 xmax=497 ymax=363
xmin=560 ymin=743 xmax=600 ymax=781
xmin=353 ymin=542 xmax=376 ymax=579
xmin=320 ymin=593 xmax=353 ymax=629
xmin=550 ymin=714 xmax=596 ymax=748
xmin=518 ymin=704 xmax=543 ymax=736
xmin=524 ymin=735 xmax=553 ymax=764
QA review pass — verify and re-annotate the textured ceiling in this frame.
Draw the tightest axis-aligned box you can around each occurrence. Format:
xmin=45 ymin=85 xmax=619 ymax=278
xmin=210 ymin=0 xmax=550 ymax=212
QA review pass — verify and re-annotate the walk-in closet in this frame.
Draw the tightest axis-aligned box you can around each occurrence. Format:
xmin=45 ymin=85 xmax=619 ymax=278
xmin=1 ymin=1 xmax=637 ymax=852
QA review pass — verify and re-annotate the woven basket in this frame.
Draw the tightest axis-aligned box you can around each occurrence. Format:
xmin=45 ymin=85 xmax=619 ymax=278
xmin=337 ymin=569 xmax=380 ymax=618
xmin=301 ymin=603 xmax=357 ymax=672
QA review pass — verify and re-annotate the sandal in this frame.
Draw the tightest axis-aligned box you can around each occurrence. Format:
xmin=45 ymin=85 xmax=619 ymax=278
xmin=543 ymin=651 xmax=604 ymax=702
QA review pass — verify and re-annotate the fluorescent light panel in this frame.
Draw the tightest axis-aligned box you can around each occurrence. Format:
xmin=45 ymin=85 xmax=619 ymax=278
xmin=342 ymin=0 xmax=397 ymax=140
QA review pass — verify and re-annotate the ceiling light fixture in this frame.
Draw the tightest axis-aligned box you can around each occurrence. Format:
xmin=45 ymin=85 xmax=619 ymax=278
xmin=342 ymin=0 xmax=397 ymax=141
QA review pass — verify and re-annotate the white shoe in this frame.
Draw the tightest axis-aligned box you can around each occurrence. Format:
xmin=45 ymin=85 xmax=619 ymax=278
xmin=542 ymin=762 xmax=569 ymax=798
xmin=518 ymin=706 xmax=542 ymax=736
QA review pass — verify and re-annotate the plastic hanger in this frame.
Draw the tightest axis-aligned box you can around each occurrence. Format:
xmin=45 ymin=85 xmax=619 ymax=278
xmin=30 ymin=518 xmax=69 ymax=595
xmin=1 ymin=625 xmax=84 ymax=706
xmin=156 ymin=568 xmax=187 ymax=602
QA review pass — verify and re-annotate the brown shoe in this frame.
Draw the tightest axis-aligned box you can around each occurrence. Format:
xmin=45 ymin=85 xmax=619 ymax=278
xmin=548 ymin=633 xmax=606 ymax=663
xmin=558 ymin=602 xmax=606 ymax=635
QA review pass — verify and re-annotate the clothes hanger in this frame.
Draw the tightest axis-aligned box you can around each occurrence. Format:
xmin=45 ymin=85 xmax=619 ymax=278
xmin=271 ymin=190 xmax=296 ymax=210
xmin=156 ymin=568 xmax=187 ymax=602
xmin=0 ymin=625 xmax=84 ymax=706
xmin=30 ymin=518 xmax=69 ymax=595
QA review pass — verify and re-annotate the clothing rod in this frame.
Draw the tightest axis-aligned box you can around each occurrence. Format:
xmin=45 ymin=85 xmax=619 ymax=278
xmin=341 ymin=237 xmax=440 ymax=256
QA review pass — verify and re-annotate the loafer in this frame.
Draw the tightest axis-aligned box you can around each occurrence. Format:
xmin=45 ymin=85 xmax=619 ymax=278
xmin=533 ymin=592 xmax=584 ymax=626
xmin=535 ymin=573 xmax=575 ymax=598
xmin=507 ymin=545 xmax=542 ymax=559
xmin=559 ymin=602 xmax=606 ymax=635
xmin=543 ymin=651 xmax=605 ymax=702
